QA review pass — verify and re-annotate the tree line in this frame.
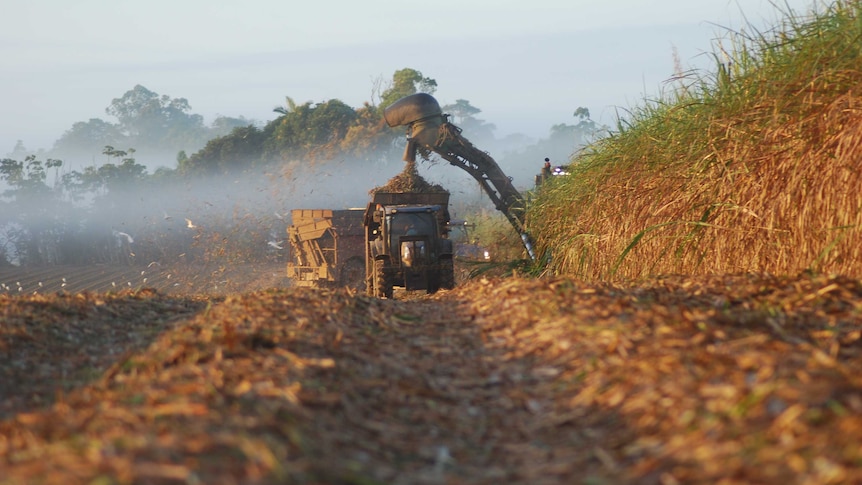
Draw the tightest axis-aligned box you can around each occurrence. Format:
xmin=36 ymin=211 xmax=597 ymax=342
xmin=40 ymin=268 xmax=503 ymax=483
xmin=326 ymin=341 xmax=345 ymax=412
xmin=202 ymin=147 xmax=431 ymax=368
xmin=1 ymin=68 xmax=604 ymax=267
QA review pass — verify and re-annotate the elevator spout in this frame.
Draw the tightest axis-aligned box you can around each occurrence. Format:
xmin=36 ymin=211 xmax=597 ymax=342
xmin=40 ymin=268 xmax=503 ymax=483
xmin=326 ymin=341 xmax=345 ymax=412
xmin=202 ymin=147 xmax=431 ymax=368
xmin=383 ymin=93 xmax=537 ymax=260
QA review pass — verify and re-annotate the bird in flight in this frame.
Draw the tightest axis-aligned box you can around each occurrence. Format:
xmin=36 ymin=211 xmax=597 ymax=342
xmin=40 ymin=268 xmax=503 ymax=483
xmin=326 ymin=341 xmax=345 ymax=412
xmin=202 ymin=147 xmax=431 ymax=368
xmin=113 ymin=230 xmax=134 ymax=244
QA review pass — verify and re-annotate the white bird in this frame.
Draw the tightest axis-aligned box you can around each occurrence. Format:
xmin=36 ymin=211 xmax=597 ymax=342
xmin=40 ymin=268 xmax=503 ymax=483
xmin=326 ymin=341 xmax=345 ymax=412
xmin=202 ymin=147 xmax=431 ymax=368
xmin=113 ymin=230 xmax=134 ymax=244
xmin=185 ymin=218 xmax=197 ymax=229
xmin=433 ymin=446 xmax=453 ymax=474
xmin=274 ymin=211 xmax=285 ymax=220
xmin=163 ymin=211 xmax=173 ymax=221
xmin=267 ymin=240 xmax=284 ymax=250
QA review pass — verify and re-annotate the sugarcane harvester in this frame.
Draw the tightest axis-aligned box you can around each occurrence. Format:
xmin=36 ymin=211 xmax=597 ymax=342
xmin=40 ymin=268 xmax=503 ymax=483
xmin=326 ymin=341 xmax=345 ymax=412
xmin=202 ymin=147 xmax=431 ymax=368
xmin=383 ymin=93 xmax=537 ymax=260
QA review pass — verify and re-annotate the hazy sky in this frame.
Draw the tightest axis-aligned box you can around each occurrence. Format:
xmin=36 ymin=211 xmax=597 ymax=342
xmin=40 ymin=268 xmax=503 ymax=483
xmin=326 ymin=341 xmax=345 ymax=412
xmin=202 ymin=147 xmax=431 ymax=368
xmin=1 ymin=0 xmax=821 ymax=156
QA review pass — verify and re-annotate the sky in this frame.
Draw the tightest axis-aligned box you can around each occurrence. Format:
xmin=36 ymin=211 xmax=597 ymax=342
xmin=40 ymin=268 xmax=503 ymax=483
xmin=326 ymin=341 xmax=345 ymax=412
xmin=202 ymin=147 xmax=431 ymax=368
xmin=0 ymin=0 xmax=823 ymax=158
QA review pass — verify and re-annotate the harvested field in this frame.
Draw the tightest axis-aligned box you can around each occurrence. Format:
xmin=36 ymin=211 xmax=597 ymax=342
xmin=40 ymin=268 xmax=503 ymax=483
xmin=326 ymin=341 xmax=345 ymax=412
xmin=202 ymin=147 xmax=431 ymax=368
xmin=0 ymin=263 xmax=288 ymax=297
xmin=1 ymin=271 xmax=861 ymax=484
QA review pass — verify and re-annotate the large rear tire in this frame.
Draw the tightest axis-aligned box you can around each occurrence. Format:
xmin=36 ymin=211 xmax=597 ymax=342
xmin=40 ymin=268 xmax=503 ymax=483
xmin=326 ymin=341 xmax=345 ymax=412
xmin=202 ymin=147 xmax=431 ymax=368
xmin=440 ymin=258 xmax=455 ymax=290
xmin=373 ymin=258 xmax=393 ymax=299
xmin=426 ymin=271 xmax=440 ymax=294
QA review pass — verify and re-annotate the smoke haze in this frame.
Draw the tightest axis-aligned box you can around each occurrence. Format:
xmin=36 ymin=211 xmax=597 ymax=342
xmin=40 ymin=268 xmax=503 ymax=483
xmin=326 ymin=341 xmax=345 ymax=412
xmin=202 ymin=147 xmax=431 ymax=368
xmin=0 ymin=150 xmax=504 ymax=267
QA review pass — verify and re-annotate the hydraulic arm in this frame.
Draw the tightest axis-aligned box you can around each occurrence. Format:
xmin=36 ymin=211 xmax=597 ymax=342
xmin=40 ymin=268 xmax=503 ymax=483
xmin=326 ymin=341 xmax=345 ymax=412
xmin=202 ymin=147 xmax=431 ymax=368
xmin=384 ymin=93 xmax=536 ymax=259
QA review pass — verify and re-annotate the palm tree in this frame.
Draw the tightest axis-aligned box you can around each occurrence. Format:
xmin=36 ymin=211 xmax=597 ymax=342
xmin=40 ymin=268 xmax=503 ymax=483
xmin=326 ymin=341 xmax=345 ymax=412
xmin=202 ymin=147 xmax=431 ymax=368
xmin=273 ymin=96 xmax=297 ymax=116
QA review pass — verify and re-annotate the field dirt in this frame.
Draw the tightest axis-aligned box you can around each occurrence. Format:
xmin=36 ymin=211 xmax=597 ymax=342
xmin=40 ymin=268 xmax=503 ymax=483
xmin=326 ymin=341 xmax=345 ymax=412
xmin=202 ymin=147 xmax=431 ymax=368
xmin=1 ymin=265 xmax=861 ymax=484
xmin=0 ymin=263 xmax=289 ymax=297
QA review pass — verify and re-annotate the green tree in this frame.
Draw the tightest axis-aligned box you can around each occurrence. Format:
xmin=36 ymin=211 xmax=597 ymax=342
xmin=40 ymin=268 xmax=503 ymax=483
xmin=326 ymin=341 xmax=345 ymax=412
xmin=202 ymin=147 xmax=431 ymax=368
xmin=273 ymin=96 xmax=301 ymax=116
xmin=441 ymin=99 xmax=496 ymax=142
xmin=181 ymin=68 xmax=437 ymax=170
xmin=380 ymin=68 xmax=438 ymax=108
xmin=442 ymin=99 xmax=480 ymax=123
xmin=181 ymin=125 xmax=267 ymax=175
xmin=92 ymin=146 xmax=148 ymax=194
xmin=0 ymin=156 xmax=61 ymax=201
xmin=61 ymin=147 xmax=148 ymax=200
xmin=106 ymin=84 xmax=206 ymax=149
xmin=209 ymin=115 xmax=254 ymax=138
xmin=7 ymin=140 xmax=30 ymax=159
xmin=0 ymin=155 xmax=66 ymax=264
xmin=547 ymin=107 xmax=600 ymax=148
xmin=52 ymin=118 xmax=126 ymax=155
xmin=270 ymin=99 xmax=359 ymax=160
xmin=341 ymin=102 xmax=400 ymax=161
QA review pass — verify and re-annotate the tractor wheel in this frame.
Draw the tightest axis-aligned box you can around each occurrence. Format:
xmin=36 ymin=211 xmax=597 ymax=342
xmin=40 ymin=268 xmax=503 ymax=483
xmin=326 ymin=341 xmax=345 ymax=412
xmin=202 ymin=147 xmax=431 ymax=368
xmin=426 ymin=272 xmax=440 ymax=294
xmin=373 ymin=258 xmax=393 ymax=299
xmin=440 ymin=258 xmax=455 ymax=290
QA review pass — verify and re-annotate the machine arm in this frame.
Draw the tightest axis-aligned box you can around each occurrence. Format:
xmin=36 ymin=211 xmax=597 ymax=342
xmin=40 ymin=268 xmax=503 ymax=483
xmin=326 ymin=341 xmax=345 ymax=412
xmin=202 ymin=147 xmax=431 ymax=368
xmin=384 ymin=93 xmax=536 ymax=259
